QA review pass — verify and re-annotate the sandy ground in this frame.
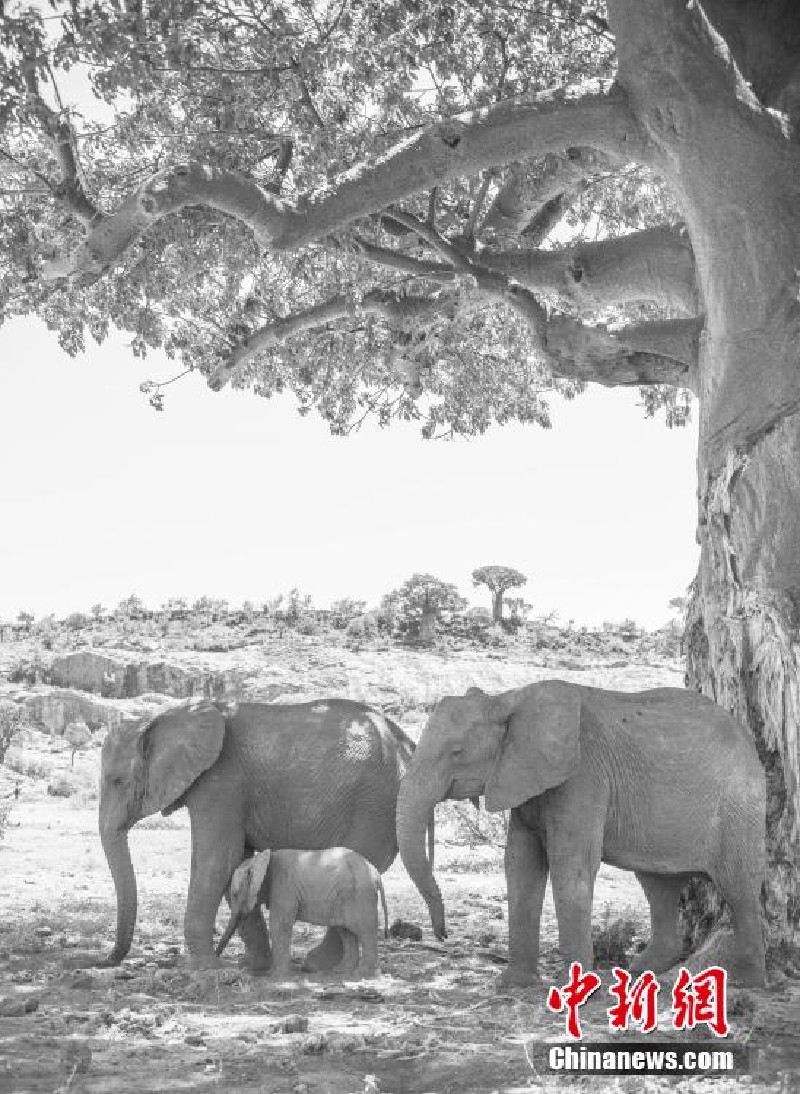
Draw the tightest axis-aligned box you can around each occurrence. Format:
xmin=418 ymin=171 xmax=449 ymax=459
xmin=1 ymin=644 xmax=798 ymax=1092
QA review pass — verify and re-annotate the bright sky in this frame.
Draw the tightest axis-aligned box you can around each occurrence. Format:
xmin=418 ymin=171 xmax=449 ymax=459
xmin=0 ymin=317 xmax=699 ymax=627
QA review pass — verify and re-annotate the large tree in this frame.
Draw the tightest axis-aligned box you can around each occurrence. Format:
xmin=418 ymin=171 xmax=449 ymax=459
xmin=3 ymin=0 xmax=800 ymax=955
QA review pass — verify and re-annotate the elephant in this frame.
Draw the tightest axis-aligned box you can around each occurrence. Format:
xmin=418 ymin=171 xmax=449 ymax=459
xmin=216 ymin=847 xmax=389 ymax=978
xmin=99 ymin=696 xmax=428 ymax=971
xmin=397 ymin=681 xmax=766 ymax=988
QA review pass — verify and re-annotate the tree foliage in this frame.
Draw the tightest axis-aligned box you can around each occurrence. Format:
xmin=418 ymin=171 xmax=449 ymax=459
xmin=388 ymin=572 xmax=467 ymax=638
xmin=1 ymin=0 xmax=694 ymax=437
xmin=472 ymin=564 xmax=527 ymax=620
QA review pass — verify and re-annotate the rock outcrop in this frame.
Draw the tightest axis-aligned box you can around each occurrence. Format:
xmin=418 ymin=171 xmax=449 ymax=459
xmin=46 ymin=651 xmax=241 ymax=700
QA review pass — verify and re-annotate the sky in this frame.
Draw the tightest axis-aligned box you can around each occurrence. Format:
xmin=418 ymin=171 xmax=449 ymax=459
xmin=0 ymin=316 xmax=699 ymax=628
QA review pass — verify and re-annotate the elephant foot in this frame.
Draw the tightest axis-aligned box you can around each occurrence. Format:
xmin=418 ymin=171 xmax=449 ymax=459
xmin=240 ymin=953 xmax=272 ymax=977
xmin=731 ymin=957 xmax=766 ymax=988
xmin=186 ymin=953 xmax=222 ymax=972
xmin=496 ymin=964 xmax=539 ymax=989
xmin=630 ymin=942 xmax=683 ymax=975
xmin=303 ymin=928 xmax=344 ymax=972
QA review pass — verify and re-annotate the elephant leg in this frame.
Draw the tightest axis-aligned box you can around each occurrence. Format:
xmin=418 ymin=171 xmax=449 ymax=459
xmin=268 ymin=911 xmax=294 ymax=978
xmin=497 ymin=809 xmax=549 ymax=988
xmin=713 ymin=872 xmax=766 ymax=987
xmin=548 ymin=837 xmax=601 ymax=973
xmin=223 ymin=891 xmax=271 ymax=974
xmin=337 ymin=928 xmax=361 ymax=977
xmin=631 ymin=872 xmax=687 ymax=973
xmin=185 ymin=823 xmax=246 ymax=970
xmin=302 ymin=927 xmax=345 ymax=971
xmin=356 ymin=919 xmax=379 ymax=979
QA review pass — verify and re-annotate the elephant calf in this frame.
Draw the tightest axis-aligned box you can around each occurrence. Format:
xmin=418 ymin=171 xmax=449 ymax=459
xmin=216 ymin=848 xmax=389 ymax=978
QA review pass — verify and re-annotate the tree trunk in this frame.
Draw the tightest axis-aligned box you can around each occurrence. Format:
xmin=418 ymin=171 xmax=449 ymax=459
xmin=492 ymin=591 xmax=503 ymax=623
xmin=608 ymin=0 xmax=800 ymax=955
xmin=685 ymin=415 xmax=800 ymax=953
xmin=419 ymin=610 xmax=437 ymax=644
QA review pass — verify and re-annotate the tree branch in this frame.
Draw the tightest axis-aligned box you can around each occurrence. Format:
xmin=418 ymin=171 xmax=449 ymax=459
xmin=482 ymin=226 xmax=698 ymax=314
xmin=545 ymin=315 xmax=702 ymax=392
xmin=22 ymin=61 xmax=101 ymax=228
xmin=480 ymin=147 xmax=609 ymax=244
xmin=206 ymin=288 xmax=450 ymax=391
xmin=352 ymin=238 xmax=456 ymax=281
xmin=46 ymin=80 xmax=648 ymax=281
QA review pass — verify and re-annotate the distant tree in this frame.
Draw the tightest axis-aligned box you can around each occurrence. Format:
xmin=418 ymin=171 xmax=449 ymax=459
xmin=472 ymin=566 xmax=528 ymax=623
xmin=284 ymin=588 xmax=313 ymax=624
xmin=66 ymin=612 xmax=89 ymax=631
xmin=192 ymin=596 xmax=214 ymax=625
xmin=505 ymin=597 xmax=534 ymax=621
xmin=389 ymin=574 xmax=467 ymax=644
xmin=16 ymin=612 xmax=33 ymax=632
xmin=241 ymin=600 xmax=255 ymax=623
xmin=210 ymin=598 xmax=229 ymax=622
xmin=164 ymin=598 xmax=189 ymax=619
xmin=117 ymin=594 xmax=145 ymax=619
xmin=90 ymin=603 xmax=105 ymax=622
xmin=331 ymin=598 xmax=368 ymax=628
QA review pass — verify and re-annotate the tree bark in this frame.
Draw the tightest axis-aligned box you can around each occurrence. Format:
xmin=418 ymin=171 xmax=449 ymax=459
xmin=492 ymin=590 xmax=503 ymax=623
xmin=609 ymin=0 xmax=800 ymax=955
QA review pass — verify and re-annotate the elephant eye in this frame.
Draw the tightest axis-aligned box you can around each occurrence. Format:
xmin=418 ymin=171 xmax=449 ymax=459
xmin=451 ymin=745 xmax=464 ymax=756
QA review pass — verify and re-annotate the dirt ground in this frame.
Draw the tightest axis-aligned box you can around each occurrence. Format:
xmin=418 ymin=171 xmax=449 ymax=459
xmin=1 ymin=643 xmax=800 ymax=1093
xmin=1 ymin=755 xmax=799 ymax=1094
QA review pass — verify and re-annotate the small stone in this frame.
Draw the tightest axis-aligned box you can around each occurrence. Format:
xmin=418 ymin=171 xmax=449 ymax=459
xmin=113 ymin=968 xmax=135 ymax=980
xmin=70 ymin=974 xmax=96 ymax=990
xmin=184 ymin=1033 xmax=206 ymax=1047
xmin=302 ymin=1033 xmax=325 ymax=1054
xmin=0 ymin=995 xmax=39 ymax=1017
xmin=156 ymin=956 xmax=178 ymax=968
xmin=388 ymin=919 xmax=422 ymax=941
xmin=34 ymin=926 xmax=53 ymax=939
xmin=276 ymin=1015 xmax=308 ymax=1034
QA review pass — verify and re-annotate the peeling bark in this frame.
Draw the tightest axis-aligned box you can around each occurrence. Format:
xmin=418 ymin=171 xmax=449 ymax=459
xmin=686 ymin=412 xmax=800 ymax=951
xmin=607 ymin=0 xmax=800 ymax=954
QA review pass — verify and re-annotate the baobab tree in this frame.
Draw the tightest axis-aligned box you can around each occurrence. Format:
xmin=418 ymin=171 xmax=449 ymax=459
xmin=472 ymin=565 xmax=527 ymax=623
xmin=3 ymin=1 xmax=800 ymax=955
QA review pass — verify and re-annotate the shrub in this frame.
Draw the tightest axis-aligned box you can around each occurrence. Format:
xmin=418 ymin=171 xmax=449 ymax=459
xmin=592 ymin=908 xmax=640 ymax=967
xmin=345 ymin=613 xmax=378 ymax=648
xmin=0 ymin=701 xmax=24 ymax=764
xmin=295 ymin=615 xmax=318 ymax=635
xmin=0 ymin=801 xmax=12 ymax=842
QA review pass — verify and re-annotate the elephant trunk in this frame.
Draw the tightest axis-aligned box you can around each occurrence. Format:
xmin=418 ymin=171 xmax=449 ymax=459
xmin=100 ymin=825 xmax=137 ymax=964
xmin=215 ymin=913 xmax=239 ymax=958
xmin=396 ymin=770 xmax=448 ymax=938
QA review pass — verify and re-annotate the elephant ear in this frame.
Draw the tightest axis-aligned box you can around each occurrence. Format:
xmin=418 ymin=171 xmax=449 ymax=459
xmin=242 ymin=850 xmax=271 ymax=914
xmin=139 ymin=699 xmax=226 ymax=815
xmin=483 ymin=681 xmax=582 ymax=812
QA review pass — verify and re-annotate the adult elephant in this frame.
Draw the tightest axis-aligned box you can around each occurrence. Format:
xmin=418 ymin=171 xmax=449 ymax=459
xmin=397 ymin=681 xmax=766 ymax=988
xmin=100 ymin=696 xmax=426 ymax=970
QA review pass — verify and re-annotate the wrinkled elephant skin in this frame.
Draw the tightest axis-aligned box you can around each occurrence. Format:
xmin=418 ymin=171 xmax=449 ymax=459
xmin=100 ymin=697 xmax=417 ymax=970
xmin=397 ymin=681 xmax=766 ymax=988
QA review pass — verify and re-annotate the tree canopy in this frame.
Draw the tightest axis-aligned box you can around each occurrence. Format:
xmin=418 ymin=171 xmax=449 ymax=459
xmin=3 ymin=0 xmax=693 ymax=437
xmin=5 ymin=0 xmax=800 ymax=950
xmin=472 ymin=564 xmax=527 ymax=621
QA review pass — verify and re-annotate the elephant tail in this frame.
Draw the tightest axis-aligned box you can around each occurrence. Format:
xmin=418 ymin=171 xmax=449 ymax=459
xmin=377 ymin=876 xmax=389 ymax=939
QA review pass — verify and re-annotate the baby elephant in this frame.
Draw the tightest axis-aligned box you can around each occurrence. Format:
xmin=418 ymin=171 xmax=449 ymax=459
xmin=216 ymin=847 xmax=389 ymax=978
